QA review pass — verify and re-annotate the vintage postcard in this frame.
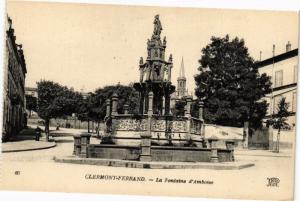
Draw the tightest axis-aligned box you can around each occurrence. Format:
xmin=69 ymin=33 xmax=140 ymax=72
xmin=1 ymin=0 xmax=298 ymax=200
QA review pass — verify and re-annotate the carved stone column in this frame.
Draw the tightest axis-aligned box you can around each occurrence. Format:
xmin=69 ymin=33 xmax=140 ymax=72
xmin=124 ymin=104 xmax=129 ymax=114
xmin=162 ymin=96 xmax=165 ymax=115
xmin=140 ymin=133 xmax=152 ymax=161
xmin=148 ymin=91 xmax=154 ymax=116
xmin=111 ymin=93 xmax=118 ymax=116
xmin=209 ymin=138 xmax=219 ymax=163
xmin=73 ymin=135 xmax=81 ymax=156
xmin=243 ymin=121 xmax=249 ymax=149
xmin=168 ymin=55 xmax=173 ymax=81
xmin=184 ymin=104 xmax=187 ymax=116
xmin=139 ymin=59 xmax=144 ymax=82
xmin=105 ymin=99 xmax=111 ymax=117
xmin=140 ymin=68 xmax=144 ymax=82
xmin=198 ymin=100 xmax=204 ymax=121
xmin=140 ymin=91 xmax=153 ymax=162
xmin=185 ymin=96 xmax=192 ymax=141
xmin=226 ymin=140 xmax=235 ymax=161
xmin=167 ymin=65 xmax=172 ymax=82
xmin=185 ymin=96 xmax=192 ymax=117
xmin=80 ymin=134 xmax=91 ymax=158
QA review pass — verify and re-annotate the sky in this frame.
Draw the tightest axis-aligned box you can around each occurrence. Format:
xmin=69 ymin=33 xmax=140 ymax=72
xmin=6 ymin=1 xmax=299 ymax=93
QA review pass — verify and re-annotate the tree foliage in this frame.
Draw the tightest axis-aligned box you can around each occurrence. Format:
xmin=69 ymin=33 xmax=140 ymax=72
xmin=76 ymin=94 xmax=92 ymax=122
xmin=86 ymin=84 xmax=140 ymax=122
xmin=37 ymin=80 xmax=81 ymax=138
xmin=269 ymin=97 xmax=290 ymax=152
xmin=173 ymin=99 xmax=186 ymax=116
xmin=37 ymin=80 xmax=81 ymax=120
xmin=194 ymin=35 xmax=271 ymax=128
xmin=270 ymin=97 xmax=290 ymax=129
xmin=173 ymin=98 xmax=199 ymax=118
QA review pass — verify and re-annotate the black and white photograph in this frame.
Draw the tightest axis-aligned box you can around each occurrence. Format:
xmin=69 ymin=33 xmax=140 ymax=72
xmin=1 ymin=0 xmax=299 ymax=200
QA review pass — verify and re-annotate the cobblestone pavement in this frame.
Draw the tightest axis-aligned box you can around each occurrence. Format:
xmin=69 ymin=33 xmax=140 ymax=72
xmin=2 ymin=136 xmax=73 ymax=162
xmin=2 ymin=140 xmax=56 ymax=153
xmin=1 ymin=126 xmax=92 ymax=153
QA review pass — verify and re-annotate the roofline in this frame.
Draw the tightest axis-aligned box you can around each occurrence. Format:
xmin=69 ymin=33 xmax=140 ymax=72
xmin=6 ymin=17 xmax=27 ymax=74
xmin=255 ymin=48 xmax=298 ymax=68
xmin=273 ymin=83 xmax=297 ymax=92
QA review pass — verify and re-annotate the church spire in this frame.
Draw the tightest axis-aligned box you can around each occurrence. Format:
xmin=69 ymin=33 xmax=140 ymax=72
xmin=177 ymin=57 xmax=187 ymax=98
xmin=179 ymin=57 xmax=185 ymax=78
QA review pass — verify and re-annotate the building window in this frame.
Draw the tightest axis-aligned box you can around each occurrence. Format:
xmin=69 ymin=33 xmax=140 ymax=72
xmin=294 ymin=65 xmax=298 ymax=83
xmin=292 ymin=92 xmax=297 ymax=112
xmin=275 ymin=70 xmax=283 ymax=87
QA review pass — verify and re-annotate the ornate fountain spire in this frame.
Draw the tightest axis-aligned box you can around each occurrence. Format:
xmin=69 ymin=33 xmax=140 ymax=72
xmin=134 ymin=15 xmax=175 ymax=115
xmin=145 ymin=15 xmax=167 ymax=63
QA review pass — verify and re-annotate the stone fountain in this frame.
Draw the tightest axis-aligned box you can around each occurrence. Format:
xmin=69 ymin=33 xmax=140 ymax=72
xmin=73 ymin=15 xmax=234 ymax=163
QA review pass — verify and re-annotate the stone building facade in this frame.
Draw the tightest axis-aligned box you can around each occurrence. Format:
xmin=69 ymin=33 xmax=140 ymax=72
xmin=257 ymin=43 xmax=298 ymax=126
xmin=169 ymin=57 xmax=194 ymax=114
xmin=2 ymin=16 xmax=27 ymax=141
xmin=25 ymin=87 xmax=37 ymax=98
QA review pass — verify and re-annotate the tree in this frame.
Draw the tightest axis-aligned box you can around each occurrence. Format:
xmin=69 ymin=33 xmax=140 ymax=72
xmin=37 ymin=80 xmax=80 ymax=141
xmin=173 ymin=99 xmax=186 ymax=116
xmin=173 ymin=98 xmax=200 ymax=118
xmin=87 ymin=84 xmax=139 ymax=125
xmin=269 ymin=97 xmax=290 ymax=153
xmin=194 ymin=35 xmax=271 ymax=128
xmin=25 ymin=94 xmax=37 ymax=117
xmin=76 ymin=93 xmax=94 ymax=133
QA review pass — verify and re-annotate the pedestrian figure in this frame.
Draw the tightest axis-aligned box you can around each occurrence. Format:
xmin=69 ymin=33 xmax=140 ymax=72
xmin=95 ymin=125 xmax=100 ymax=138
xmin=56 ymin=123 xmax=60 ymax=130
xmin=35 ymin=126 xmax=42 ymax=141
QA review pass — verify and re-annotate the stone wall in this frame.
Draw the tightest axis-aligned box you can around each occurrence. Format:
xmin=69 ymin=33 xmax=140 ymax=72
xmin=151 ymin=147 xmax=233 ymax=162
xmin=111 ymin=115 xmax=203 ymax=146
xmin=75 ymin=126 xmax=234 ymax=163
xmin=248 ymin=128 xmax=270 ymax=149
xmin=151 ymin=146 xmax=211 ymax=162
xmin=83 ymin=143 xmax=234 ymax=162
xmin=87 ymin=144 xmax=140 ymax=160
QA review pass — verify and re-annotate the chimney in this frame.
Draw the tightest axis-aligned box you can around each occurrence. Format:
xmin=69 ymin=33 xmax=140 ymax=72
xmin=259 ymin=51 xmax=262 ymax=61
xmin=286 ymin=41 xmax=291 ymax=52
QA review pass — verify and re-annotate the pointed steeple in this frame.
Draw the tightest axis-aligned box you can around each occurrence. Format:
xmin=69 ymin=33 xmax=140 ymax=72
xmin=179 ymin=57 xmax=185 ymax=78
xmin=177 ymin=57 xmax=187 ymax=98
